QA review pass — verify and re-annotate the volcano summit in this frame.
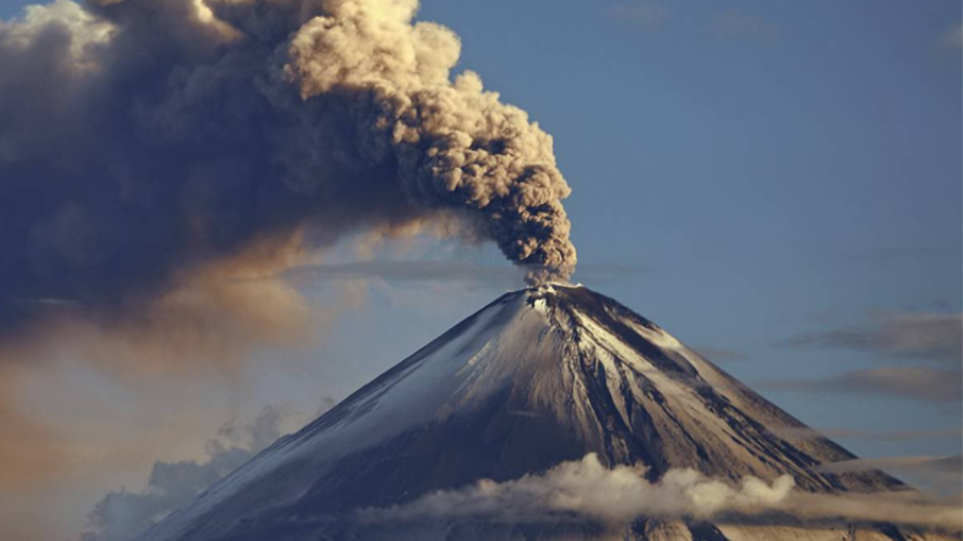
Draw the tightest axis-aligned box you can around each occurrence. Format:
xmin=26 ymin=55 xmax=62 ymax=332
xmin=138 ymin=285 xmax=959 ymax=541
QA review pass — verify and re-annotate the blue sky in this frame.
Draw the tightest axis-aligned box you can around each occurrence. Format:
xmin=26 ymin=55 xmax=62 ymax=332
xmin=0 ymin=0 xmax=960 ymax=537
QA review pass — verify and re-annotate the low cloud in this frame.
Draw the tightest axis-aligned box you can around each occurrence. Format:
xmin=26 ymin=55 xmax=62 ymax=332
xmin=362 ymin=453 xmax=962 ymax=531
xmin=760 ymin=366 xmax=962 ymax=403
xmin=778 ymin=311 xmax=962 ymax=364
xmin=79 ymin=401 xmax=332 ymax=541
xmin=363 ymin=453 xmax=794 ymax=525
xmin=605 ymin=2 xmax=670 ymax=33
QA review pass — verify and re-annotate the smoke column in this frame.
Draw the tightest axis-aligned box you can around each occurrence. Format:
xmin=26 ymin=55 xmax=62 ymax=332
xmin=0 ymin=0 xmax=576 ymax=343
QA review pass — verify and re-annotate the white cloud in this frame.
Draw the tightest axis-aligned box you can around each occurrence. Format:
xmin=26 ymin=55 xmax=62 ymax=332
xmin=0 ymin=0 xmax=114 ymax=70
xmin=364 ymin=453 xmax=795 ymax=523
xmin=362 ymin=453 xmax=962 ymax=531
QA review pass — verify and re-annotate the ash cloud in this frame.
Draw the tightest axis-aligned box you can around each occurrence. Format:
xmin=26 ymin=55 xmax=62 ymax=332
xmin=363 ymin=453 xmax=963 ymax=532
xmin=0 ymin=0 xmax=577 ymax=353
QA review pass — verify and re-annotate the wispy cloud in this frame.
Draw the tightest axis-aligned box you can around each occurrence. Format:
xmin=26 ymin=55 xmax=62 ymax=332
xmin=760 ymin=366 xmax=962 ymax=403
xmin=817 ymin=455 xmax=963 ymax=496
xmin=772 ymin=426 xmax=963 ymax=443
xmin=858 ymin=245 xmax=944 ymax=262
xmin=710 ymin=9 xmax=778 ymax=41
xmin=79 ymin=401 xmax=332 ymax=541
xmin=817 ymin=455 xmax=962 ymax=477
xmin=941 ymin=24 xmax=963 ymax=50
xmin=778 ymin=311 xmax=962 ymax=364
xmin=605 ymin=2 xmax=670 ymax=33
xmin=692 ymin=346 xmax=749 ymax=363
xmin=362 ymin=453 xmax=961 ymax=531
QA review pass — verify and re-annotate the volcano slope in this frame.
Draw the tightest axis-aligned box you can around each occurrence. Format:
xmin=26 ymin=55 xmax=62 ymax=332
xmin=138 ymin=285 xmax=960 ymax=541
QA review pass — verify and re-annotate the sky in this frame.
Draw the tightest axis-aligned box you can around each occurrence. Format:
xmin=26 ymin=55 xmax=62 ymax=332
xmin=0 ymin=1 xmax=960 ymax=540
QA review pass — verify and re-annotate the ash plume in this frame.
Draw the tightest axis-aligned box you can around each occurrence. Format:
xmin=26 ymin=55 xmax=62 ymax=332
xmin=0 ymin=0 xmax=576 ymax=348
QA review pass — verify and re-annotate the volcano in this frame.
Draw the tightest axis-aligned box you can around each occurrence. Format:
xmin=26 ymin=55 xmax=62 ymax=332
xmin=138 ymin=285 xmax=957 ymax=541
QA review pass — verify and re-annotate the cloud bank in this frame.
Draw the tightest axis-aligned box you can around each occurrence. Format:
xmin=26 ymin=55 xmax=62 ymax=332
xmin=363 ymin=453 xmax=962 ymax=532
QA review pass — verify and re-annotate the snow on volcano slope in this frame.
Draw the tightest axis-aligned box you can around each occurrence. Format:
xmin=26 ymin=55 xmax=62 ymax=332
xmin=138 ymin=285 xmax=940 ymax=541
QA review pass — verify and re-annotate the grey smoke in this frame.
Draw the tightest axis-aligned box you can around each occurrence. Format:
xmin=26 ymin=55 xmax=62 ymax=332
xmin=79 ymin=401 xmax=332 ymax=541
xmin=0 ymin=0 xmax=576 ymax=347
